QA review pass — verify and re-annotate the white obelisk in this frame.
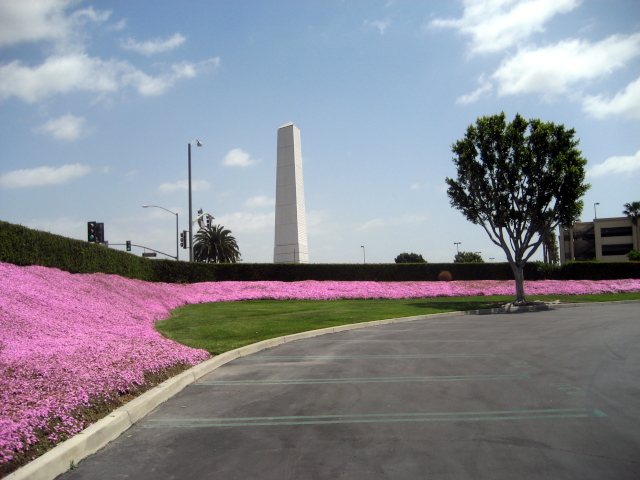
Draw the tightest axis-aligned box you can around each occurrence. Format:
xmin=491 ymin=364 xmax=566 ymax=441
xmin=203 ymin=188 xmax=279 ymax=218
xmin=274 ymin=122 xmax=309 ymax=263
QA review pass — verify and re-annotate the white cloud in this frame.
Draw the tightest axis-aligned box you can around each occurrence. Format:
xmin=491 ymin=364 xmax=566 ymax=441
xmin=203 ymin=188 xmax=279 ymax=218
xmin=583 ymin=77 xmax=640 ymax=119
xmin=410 ymin=183 xmax=421 ymax=190
xmin=215 ymin=211 xmax=275 ymax=233
xmin=0 ymin=0 xmax=80 ymax=47
xmin=0 ymin=163 xmax=91 ymax=188
xmin=106 ymin=19 xmax=127 ymax=32
xmin=587 ymin=150 xmax=640 ymax=178
xmin=0 ymin=54 xmax=220 ymax=103
xmin=0 ymin=1 xmax=111 ymax=54
xmin=71 ymin=6 xmax=111 ymax=26
xmin=158 ymin=179 xmax=210 ymax=193
xmin=35 ymin=113 xmax=86 ymax=140
xmin=456 ymin=73 xmax=493 ymax=104
xmin=0 ymin=1 xmax=218 ymax=104
xmin=430 ymin=0 xmax=580 ymax=55
xmin=245 ymin=195 xmax=275 ymax=209
xmin=364 ymin=19 xmax=391 ymax=35
xmin=0 ymin=54 xmax=121 ymax=103
xmin=491 ymin=33 xmax=640 ymax=99
xmin=120 ymin=33 xmax=187 ymax=55
xmin=222 ymin=148 xmax=259 ymax=167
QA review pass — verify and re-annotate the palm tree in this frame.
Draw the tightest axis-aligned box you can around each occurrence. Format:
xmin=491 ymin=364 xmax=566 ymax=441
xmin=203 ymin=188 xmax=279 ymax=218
xmin=193 ymin=224 xmax=241 ymax=263
xmin=623 ymin=201 xmax=640 ymax=225
xmin=540 ymin=228 xmax=560 ymax=265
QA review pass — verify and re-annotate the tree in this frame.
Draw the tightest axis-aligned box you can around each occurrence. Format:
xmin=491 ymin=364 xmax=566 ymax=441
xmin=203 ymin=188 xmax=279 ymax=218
xmin=623 ymin=201 xmax=640 ymax=218
xmin=540 ymin=227 xmax=559 ymax=265
xmin=445 ymin=112 xmax=589 ymax=303
xmin=623 ymin=201 xmax=640 ymax=225
xmin=193 ymin=224 xmax=241 ymax=263
xmin=394 ymin=252 xmax=427 ymax=263
xmin=454 ymin=251 xmax=484 ymax=263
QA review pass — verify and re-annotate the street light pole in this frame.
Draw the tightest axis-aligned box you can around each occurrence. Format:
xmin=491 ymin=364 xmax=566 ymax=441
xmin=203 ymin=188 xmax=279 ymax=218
xmin=594 ymin=202 xmax=600 ymax=219
xmin=188 ymin=140 xmax=203 ymax=262
xmin=454 ymin=242 xmax=462 ymax=253
xmin=361 ymin=245 xmax=366 ymax=264
xmin=142 ymin=205 xmax=179 ymax=260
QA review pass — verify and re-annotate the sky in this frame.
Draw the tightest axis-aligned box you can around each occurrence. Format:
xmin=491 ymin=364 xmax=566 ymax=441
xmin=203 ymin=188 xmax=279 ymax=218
xmin=1 ymin=0 xmax=639 ymax=264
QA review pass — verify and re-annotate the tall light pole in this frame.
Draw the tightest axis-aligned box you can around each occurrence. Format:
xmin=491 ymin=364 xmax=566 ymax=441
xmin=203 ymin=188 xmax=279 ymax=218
xmin=454 ymin=242 xmax=462 ymax=253
xmin=188 ymin=139 xmax=203 ymax=262
xmin=361 ymin=245 xmax=366 ymax=264
xmin=594 ymin=202 xmax=600 ymax=219
xmin=142 ymin=205 xmax=179 ymax=260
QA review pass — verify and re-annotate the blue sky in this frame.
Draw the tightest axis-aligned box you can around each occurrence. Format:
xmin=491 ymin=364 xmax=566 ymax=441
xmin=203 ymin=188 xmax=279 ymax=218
xmin=1 ymin=0 xmax=639 ymax=264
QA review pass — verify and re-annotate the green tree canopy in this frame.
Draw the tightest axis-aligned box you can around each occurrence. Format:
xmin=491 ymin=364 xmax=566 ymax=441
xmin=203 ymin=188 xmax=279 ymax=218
xmin=445 ymin=112 xmax=589 ymax=302
xmin=623 ymin=201 xmax=640 ymax=225
xmin=193 ymin=224 xmax=241 ymax=263
xmin=454 ymin=251 xmax=484 ymax=263
xmin=394 ymin=252 xmax=427 ymax=263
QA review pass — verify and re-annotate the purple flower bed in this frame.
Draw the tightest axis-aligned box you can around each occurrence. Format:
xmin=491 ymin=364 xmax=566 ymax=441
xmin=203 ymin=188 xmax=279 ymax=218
xmin=1 ymin=261 xmax=639 ymax=467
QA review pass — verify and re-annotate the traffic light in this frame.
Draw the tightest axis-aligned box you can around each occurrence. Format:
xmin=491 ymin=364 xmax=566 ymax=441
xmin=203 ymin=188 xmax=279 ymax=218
xmin=180 ymin=230 xmax=188 ymax=249
xmin=126 ymin=241 xmax=131 ymax=252
xmin=95 ymin=223 xmax=104 ymax=243
xmin=87 ymin=221 xmax=96 ymax=243
xmin=206 ymin=215 xmax=212 ymax=228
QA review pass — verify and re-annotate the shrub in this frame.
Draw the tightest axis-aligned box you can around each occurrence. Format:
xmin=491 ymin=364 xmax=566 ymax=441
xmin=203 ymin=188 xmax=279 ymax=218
xmin=627 ymin=250 xmax=640 ymax=261
xmin=394 ymin=252 xmax=427 ymax=263
xmin=438 ymin=270 xmax=452 ymax=281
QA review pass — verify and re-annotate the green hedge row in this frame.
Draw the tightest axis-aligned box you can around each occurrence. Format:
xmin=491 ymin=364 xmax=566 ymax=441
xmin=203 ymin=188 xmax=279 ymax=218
xmin=0 ymin=220 xmax=156 ymax=279
xmin=1 ymin=220 xmax=639 ymax=282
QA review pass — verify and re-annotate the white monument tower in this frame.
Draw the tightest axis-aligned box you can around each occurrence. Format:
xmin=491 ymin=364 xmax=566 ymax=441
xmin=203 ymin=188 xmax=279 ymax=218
xmin=274 ymin=122 xmax=309 ymax=263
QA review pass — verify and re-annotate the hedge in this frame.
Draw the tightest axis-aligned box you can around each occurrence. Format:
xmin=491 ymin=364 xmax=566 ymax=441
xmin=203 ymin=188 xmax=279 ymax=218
xmin=1 ymin=220 xmax=638 ymax=282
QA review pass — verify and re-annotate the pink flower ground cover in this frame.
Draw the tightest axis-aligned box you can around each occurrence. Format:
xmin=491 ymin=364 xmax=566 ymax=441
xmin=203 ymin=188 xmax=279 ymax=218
xmin=1 ymin=261 xmax=639 ymax=467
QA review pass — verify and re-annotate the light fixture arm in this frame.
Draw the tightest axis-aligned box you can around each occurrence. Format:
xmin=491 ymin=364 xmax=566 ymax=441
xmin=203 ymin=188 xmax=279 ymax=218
xmin=142 ymin=205 xmax=179 ymax=260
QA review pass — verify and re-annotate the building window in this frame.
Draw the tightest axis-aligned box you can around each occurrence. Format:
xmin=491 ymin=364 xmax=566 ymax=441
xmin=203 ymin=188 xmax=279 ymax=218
xmin=601 ymin=226 xmax=632 ymax=237
xmin=601 ymin=244 xmax=634 ymax=256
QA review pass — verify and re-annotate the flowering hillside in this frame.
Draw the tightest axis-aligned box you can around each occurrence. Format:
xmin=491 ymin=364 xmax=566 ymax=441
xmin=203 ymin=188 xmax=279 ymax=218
xmin=1 ymin=261 xmax=639 ymax=472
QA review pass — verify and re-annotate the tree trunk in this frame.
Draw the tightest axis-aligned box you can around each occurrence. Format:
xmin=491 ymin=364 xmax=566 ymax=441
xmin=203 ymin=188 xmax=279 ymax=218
xmin=510 ymin=262 xmax=527 ymax=304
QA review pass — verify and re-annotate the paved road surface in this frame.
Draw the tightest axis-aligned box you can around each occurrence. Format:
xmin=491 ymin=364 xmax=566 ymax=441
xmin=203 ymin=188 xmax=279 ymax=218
xmin=58 ymin=302 xmax=640 ymax=479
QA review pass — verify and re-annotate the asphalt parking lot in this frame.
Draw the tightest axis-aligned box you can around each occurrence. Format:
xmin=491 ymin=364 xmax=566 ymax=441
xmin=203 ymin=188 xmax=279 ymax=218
xmin=58 ymin=302 xmax=640 ymax=479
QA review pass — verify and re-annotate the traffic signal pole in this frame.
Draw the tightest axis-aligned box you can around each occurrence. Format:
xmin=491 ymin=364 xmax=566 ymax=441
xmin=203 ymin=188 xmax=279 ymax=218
xmin=111 ymin=243 xmax=177 ymax=260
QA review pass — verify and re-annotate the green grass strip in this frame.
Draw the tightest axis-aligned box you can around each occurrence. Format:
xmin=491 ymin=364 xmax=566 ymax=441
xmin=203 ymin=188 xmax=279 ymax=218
xmin=156 ymin=293 xmax=640 ymax=355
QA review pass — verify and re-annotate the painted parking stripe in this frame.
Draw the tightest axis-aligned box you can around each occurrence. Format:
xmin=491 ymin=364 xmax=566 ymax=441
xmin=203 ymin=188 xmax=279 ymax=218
xmin=241 ymin=354 xmax=497 ymax=360
xmin=197 ymin=374 xmax=529 ymax=386
xmin=303 ymin=339 xmax=499 ymax=343
xmin=370 ymin=329 xmax=512 ymax=333
xmin=142 ymin=408 xmax=606 ymax=428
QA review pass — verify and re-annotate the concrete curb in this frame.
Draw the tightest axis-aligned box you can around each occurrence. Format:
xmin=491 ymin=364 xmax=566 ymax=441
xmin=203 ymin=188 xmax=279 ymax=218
xmin=7 ymin=299 xmax=640 ymax=480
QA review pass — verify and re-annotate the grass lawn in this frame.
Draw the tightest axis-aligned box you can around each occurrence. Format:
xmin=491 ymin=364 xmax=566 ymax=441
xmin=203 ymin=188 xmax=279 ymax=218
xmin=156 ymin=293 xmax=640 ymax=354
